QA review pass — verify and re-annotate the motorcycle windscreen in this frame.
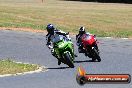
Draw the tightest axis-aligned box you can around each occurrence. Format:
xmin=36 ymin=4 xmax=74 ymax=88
xmin=82 ymin=34 xmax=95 ymax=45
xmin=51 ymin=34 xmax=64 ymax=43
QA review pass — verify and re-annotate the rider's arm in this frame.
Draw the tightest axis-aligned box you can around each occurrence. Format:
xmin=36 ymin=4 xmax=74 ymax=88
xmin=56 ymin=31 xmax=68 ymax=36
xmin=76 ymin=34 xmax=82 ymax=46
xmin=76 ymin=34 xmax=79 ymax=40
xmin=46 ymin=33 xmax=50 ymax=40
xmin=46 ymin=32 xmax=49 ymax=38
xmin=46 ymin=34 xmax=52 ymax=45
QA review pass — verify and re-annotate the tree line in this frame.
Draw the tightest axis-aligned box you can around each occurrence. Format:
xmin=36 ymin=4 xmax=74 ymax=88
xmin=66 ymin=0 xmax=132 ymax=4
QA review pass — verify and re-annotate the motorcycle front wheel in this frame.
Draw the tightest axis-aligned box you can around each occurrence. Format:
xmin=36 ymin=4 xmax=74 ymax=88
xmin=64 ymin=52 xmax=74 ymax=68
xmin=92 ymin=48 xmax=101 ymax=62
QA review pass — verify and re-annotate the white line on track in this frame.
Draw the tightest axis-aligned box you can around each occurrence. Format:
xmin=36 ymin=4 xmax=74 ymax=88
xmin=103 ymin=37 xmax=130 ymax=40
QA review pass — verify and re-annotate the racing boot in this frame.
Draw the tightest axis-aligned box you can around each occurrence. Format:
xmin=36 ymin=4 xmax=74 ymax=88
xmin=51 ymin=49 xmax=62 ymax=65
xmin=58 ymin=60 xmax=61 ymax=65
xmin=78 ymin=48 xmax=85 ymax=53
xmin=74 ymin=54 xmax=78 ymax=57
xmin=78 ymin=44 xmax=85 ymax=53
xmin=85 ymin=51 xmax=92 ymax=58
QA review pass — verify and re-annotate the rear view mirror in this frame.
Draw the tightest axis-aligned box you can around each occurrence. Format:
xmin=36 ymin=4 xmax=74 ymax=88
xmin=94 ymin=35 xmax=96 ymax=37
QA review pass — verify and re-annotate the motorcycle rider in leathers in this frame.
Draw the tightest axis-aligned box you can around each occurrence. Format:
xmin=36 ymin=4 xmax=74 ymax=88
xmin=46 ymin=24 xmax=74 ymax=65
xmin=76 ymin=26 xmax=99 ymax=56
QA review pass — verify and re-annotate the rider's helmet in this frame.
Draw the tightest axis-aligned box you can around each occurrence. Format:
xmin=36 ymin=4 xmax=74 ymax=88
xmin=46 ymin=24 xmax=55 ymax=35
xmin=79 ymin=26 xmax=86 ymax=35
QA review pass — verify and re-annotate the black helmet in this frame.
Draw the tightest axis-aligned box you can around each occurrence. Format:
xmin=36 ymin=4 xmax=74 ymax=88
xmin=46 ymin=24 xmax=55 ymax=34
xmin=79 ymin=26 xmax=86 ymax=35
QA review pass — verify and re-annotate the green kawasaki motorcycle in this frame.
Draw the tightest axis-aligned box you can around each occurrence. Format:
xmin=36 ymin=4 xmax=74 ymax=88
xmin=51 ymin=34 xmax=75 ymax=68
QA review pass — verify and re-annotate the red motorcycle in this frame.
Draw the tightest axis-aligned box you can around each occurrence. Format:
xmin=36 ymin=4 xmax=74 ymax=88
xmin=81 ymin=34 xmax=101 ymax=62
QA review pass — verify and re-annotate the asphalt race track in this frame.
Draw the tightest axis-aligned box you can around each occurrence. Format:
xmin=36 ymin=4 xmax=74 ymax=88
xmin=0 ymin=30 xmax=132 ymax=88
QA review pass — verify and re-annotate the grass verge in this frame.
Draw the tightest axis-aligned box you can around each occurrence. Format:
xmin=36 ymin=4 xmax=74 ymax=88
xmin=0 ymin=0 xmax=132 ymax=38
xmin=0 ymin=59 xmax=39 ymax=75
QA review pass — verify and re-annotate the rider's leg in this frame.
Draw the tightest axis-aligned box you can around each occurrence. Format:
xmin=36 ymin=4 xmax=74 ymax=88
xmin=78 ymin=44 xmax=85 ymax=53
xmin=51 ymin=49 xmax=61 ymax=65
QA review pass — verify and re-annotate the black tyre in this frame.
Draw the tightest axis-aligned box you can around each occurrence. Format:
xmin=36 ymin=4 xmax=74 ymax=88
xmin=64 ymin=52 xmax=74 ymax=68
xmin=92 ymin=48 xmax=101 ymax=62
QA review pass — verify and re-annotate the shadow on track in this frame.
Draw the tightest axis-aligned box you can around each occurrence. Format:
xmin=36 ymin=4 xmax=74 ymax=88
xmin=47 ymin=66 xmax=70 ymax=69
xmin=74 ymin=60 xmax=98 ymax=63
xmin=47 ymin=60 xmax=99 ymax=70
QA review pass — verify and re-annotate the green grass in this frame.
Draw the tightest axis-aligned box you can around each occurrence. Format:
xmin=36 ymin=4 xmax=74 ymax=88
xmin=0 ymin=59 xmax=39 ymax=75
xmin=0 ymin=0 xmax=132 ymax=37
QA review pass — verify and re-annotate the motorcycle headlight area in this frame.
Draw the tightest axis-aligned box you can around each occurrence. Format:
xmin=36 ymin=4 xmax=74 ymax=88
xmin=58 ymin=43 xmax=65 ymax=48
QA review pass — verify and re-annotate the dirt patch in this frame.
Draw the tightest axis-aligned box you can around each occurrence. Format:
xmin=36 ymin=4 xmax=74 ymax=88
xmin=0 ymin=27 xmax=76 ymax=36
xmin=0 ymin=27 xmax=46 ymax=33
xmin=0 ymin=27 xmax=131 ymax=39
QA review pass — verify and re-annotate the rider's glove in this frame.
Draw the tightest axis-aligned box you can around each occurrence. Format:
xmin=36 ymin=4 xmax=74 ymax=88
xmin=46 ymin=36 xmax=48 ymax=40
xmin=46 ymin=42 xmax=53 ymax=49
xmin=47 ymin=45 xmax=53 ymax=49
xmin=68 ymin=38 xmax=71 ymax=41
xmin=66 ymin=32 xmax=69 ymax=35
